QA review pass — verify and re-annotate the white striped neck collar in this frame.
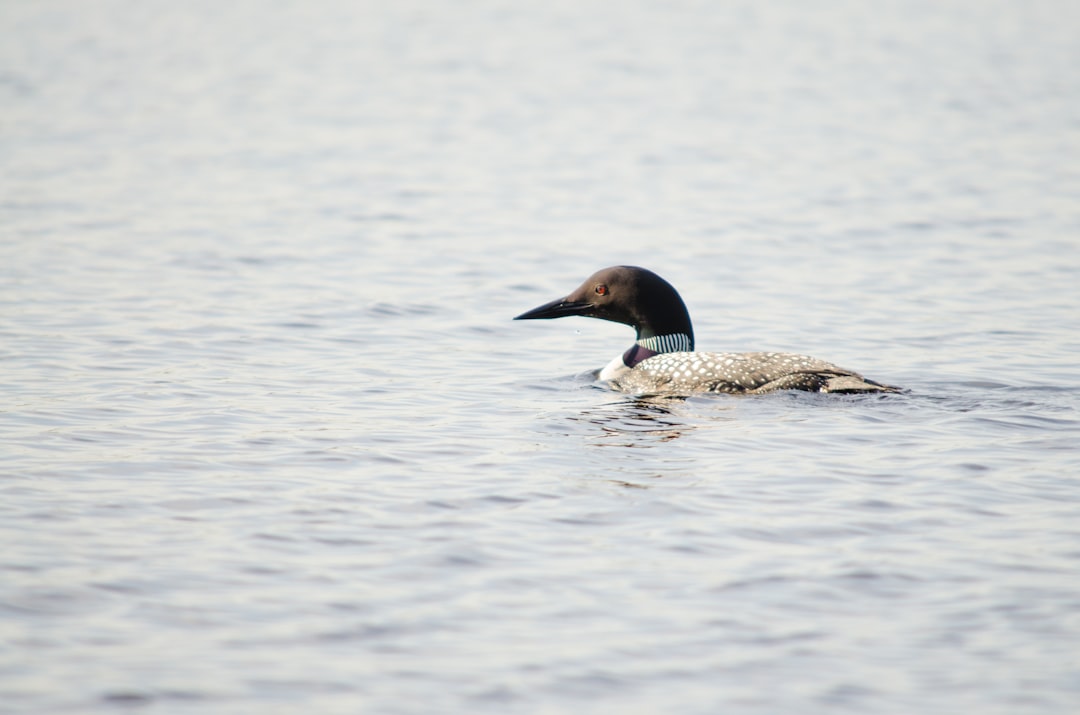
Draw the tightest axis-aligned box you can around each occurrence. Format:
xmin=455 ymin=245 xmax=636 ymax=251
xmin=635 ymin=333 xmax=693 ymax=354
xmin=612 ymin=332 xmax=694 ymax=371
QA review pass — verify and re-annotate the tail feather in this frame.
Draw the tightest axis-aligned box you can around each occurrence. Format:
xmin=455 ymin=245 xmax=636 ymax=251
xmin=822 ymin=375 xmax=902 ymax=394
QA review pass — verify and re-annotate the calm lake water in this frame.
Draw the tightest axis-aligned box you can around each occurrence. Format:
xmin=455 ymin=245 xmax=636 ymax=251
xmin=3 ymin=1 xmax=1080 ymax=713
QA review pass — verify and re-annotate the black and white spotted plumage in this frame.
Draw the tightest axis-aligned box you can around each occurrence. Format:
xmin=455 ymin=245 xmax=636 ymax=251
xmin=612 ymin=350 xmax=896 ymax=395
xmin=515 ymin=265 xmax=899 ymax=396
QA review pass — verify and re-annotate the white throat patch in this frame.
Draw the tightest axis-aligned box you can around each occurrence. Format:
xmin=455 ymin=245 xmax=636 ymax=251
xmin=599 ymin=354 xmax=631 ymax=381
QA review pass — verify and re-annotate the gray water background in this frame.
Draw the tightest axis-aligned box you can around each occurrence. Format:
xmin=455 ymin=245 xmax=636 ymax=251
xmin=3 ymin=0 xmax=1080 ymax=713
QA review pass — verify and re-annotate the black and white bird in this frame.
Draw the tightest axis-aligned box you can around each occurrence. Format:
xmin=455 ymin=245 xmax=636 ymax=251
xmin=515 ymin=265 xmax=899 ymax=395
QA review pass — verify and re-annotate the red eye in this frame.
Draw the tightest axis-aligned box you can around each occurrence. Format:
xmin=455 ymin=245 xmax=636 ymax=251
xmin=595 ymin=284 xmax=608 ymax=296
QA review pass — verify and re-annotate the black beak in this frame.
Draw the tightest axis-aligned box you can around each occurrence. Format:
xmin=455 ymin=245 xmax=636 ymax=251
xmin=514 ymin=297 xmax=594 ymax=320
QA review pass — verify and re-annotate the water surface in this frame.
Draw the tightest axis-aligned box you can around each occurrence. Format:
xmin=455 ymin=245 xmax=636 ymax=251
xmin=3 ymin=1 xmax=1080 ymax=713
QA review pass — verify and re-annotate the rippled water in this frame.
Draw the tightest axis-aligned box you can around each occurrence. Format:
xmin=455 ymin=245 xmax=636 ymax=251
xmin=3 ymin=1 xmax=1080 ymax=712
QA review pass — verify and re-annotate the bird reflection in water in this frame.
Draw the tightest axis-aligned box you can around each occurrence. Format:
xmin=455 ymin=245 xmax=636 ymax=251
xmin=563 ymin=396 xmax=736 ymax=489
xmin=570 ymin=395 xmax=700 ymax=447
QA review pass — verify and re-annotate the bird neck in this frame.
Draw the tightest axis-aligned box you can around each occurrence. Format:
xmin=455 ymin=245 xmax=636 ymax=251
xmin=622 ymin=332 xmax=694 ymax=368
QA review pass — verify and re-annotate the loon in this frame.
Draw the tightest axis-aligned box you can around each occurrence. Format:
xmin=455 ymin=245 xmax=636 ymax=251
xmin=514 ymin=265 xmax=899 ymax=395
